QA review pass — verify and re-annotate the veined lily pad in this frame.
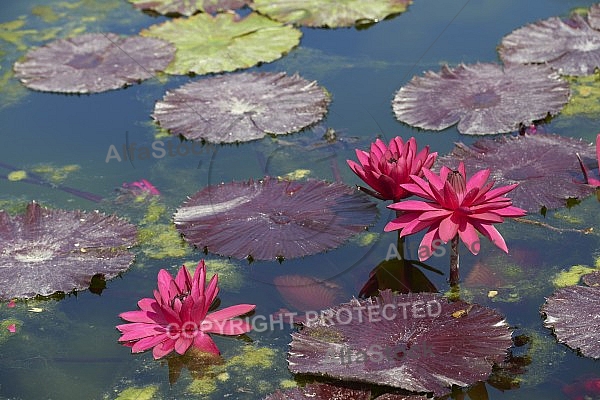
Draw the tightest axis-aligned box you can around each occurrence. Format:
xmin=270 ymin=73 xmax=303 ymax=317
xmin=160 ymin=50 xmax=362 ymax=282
xmin=437 ymin=133 xmax=597 ymax=212
xmin=0 ymin=202 xmax=136 ymax=300
xmin=499 ymin=12 xmax=600 ymax=76
xmin=128 ymin=0 xmax=249 ymax=16
xmin=173 ymin=177 xmax=377 ymax=261
xmin=288 ymin=290 xmax=512 ymax=396
xmin=13 ymin=33 xmax=174 ymax=94
xmin=392 ymin=63 xmax=569 ymax=135
xmin=153 ymin=72 xmax=330 ymax=143
xmin=249 ymin=0 xmax=412 ymax=28
xmin=541 ymin=285 xmax=600 ymax=359
xmin=140 ymin=12 xmax=301 ymax=75
xmin=265 ymin=382 xmax=371 ymax=400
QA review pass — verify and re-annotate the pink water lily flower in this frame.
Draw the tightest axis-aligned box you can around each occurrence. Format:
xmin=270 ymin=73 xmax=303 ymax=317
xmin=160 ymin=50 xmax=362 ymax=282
xmin=347 ymin=136 xmax=437 ymax=201
xmin=122 ymin=179 xmax=160 ymax=195
xmin=117 ymin=260 xmax=255 ymax=359
xmin=385 ymin=162 xmax=526 ymax=261
xmin=577 ymin=133 xmax=600 ymax=187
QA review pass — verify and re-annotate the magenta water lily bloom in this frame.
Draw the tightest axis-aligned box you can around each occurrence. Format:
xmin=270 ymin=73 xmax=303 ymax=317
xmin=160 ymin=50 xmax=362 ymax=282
xmin=347 ymin=136 xmax=437 ymax=201
xmin=116 ymin=260 xmax=255 ymax=359
xmin=385 ymin=162 xmax=526 ymax=261
xmin=577 ymin=133 xmax=600 ymax=187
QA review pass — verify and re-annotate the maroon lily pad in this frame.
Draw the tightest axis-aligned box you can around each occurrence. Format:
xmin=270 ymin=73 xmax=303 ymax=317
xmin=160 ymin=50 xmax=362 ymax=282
xmin=274 ymin=275 xmax=346 ymax=312
xmin=589 ymin=4 xmax=600 ymax=30
xmin=173 ymin=177 xmax=377 ymax=261
xmin=583 ymin=271 xmax=600 ymax=286
xmin=288 ymin=290 xmax=513 ymax=396
xmin=128 ymin=0 xmax=249 ymax=16
xmin=392 ymin=63 xmax=569 ymax=135
xmin=541 ymin=285 xmax=600 ymax=359
xmin=265 ymin=382 xmax=372 ymax=400
xmin=13 ymin=33 xmax=175 ymax=94
xmin=0 ymin=202 xmax=136 ymax=300
xmin=153 ymin=72 xmax=330 ymax=144
xmin=499 ymin=13 xmax=600 ymax=76
xmin=436 ymin=133 xmax=598 ymax=212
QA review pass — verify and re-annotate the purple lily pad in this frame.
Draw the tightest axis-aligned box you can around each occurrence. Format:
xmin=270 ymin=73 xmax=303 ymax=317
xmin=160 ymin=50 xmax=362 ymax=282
xmin=589 ymin=4 xmax=600 ymax=30
xmin=128 ymin=0 xmax=249 ymax=16
xmin=499 ymin=13 xmax=600 ymax=76
xmin=13 ymin=33 xmax=175 ymax=94
xmin=173 ymin=177 xmax=377 ymax=261
xmin=288 ymin=290 xmax=513 ymax=396
xmin=541 ymin=285 xmax=600 ymax=359
xmin=153 ymin=72 xmax=330 ymax=144
xmin=392 ymin=63 xmax=569 ymax=135
xmin=583 ymin=271 xmax=600 ymax=286
xmin=437 ymin=133 xmax=598 ymax=212
xmin=265 ymin=382 xmax=372 ymax=400
xmin=0 ymin=202 xmax=136 ymax=300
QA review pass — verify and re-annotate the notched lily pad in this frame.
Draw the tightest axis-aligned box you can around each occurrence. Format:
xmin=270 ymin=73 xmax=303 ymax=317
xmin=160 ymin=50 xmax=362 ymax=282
xmin=437 ymin=133 xmax=597 ymax=212
xmin=249 ymin=0 xmax=412 ymax=28
xmin=288 ymin=290 xmax=513 ymax=396
xmin=153 ymin=72 xmax=330 ymax=144
xmin=0 ymin=202 xmax=136 ymax=300
xmin=541 ymin=285 xmax=600 ymax=358
xmin=173 ymin=177 xmax=377 ymax=261
xmin=13 ymin=33 xmax=174 ymax=94
xmin=128 ymin=0 xmax=249 ymax=16
xmin=392 ymin=63 xmax=569 ymax=135
xmin=499 ymin=12 xmax=600 ymax=76
xmin=140 ymin=12 xmax=301 ymax=75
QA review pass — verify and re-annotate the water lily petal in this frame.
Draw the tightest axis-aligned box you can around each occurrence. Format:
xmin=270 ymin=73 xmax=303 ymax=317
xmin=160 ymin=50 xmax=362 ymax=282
xmin=193 ymin=332 xmax=221 ymax=355
xmin=206 ymin=304 xmax=256 ymax=322
xmin=153 ymin=339 xmax=175 ymax=359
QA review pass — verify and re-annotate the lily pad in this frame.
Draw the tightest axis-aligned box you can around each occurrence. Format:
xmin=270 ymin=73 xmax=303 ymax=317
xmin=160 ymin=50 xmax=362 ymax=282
xmin=140 ymin=12 xmax=301 ymax=75
xmin=0 ymin=202 xmax=136 ymax=300
xmin=128 ymin=0 xmax=249 ymax=16
xmin=13 ymin=33 xmax=174 ymax=94
xmin=589 ymin=3 xmax=600 ymax=30
xmin=249 ymin=0 xmax=412 ymax=28
xmin=583 ymin=271 xmax=600 ymax=286
xmin=288 ymin=290 xmax=513 ymax=396
xmin=499 ymin=12 xmax=600 ymax=76
xmin=173 ymin=177 xmax=377 ymax=261
xmin=392 ymin=63 xmax=569 ymax=135
xmin=153 ymin=72 xmax=330 ymax=144
xmin=437 ymin=133 xmax=597 ymax=212
xmin=541 ymin=285 xmax=600 ymax=359
xmin=265 ymin=382 xmax=372 ymax=400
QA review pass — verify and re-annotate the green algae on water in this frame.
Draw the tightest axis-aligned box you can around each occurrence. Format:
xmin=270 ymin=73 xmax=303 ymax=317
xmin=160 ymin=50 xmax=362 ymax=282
xmin=113 ymin=385 xmax=158 ymax=400
xmin=552 ymin=264 xmax=600 ymax=287
xmin=182 ymin=259 xmax=245 ymax=291
xmin=137 ymin=199 xmax=190 ymax=259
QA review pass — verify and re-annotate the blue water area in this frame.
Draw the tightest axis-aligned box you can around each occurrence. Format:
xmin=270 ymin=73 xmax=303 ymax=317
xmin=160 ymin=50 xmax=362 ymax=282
xmin=1 ymin=0 xmax=600 ymax=399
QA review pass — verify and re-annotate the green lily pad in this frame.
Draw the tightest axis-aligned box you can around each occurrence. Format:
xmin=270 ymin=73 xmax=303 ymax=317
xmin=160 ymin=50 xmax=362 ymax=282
xmin=140 ymin=12 xmax=301 ymax=75
xmin=250 ymin=0 xmax=412 ymax=28
xmin=128 ymin=0 xmax=249 ymax=16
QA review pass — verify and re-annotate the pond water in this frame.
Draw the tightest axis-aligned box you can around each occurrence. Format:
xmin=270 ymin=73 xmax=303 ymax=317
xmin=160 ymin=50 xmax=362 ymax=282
xmin=1 ymin=0 xmax=600 ymax=399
